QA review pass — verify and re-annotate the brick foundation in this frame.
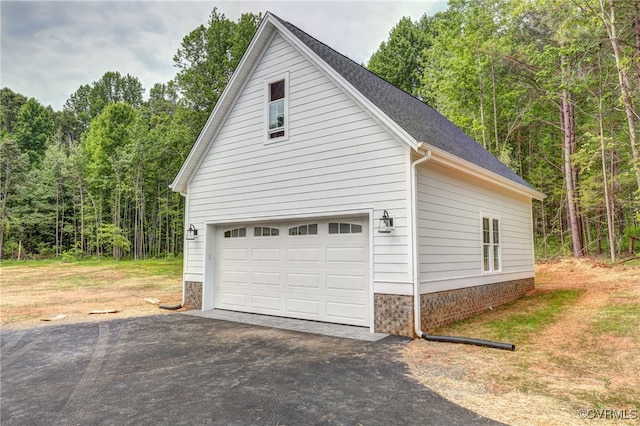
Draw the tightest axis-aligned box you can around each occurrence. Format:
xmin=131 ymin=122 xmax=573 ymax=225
xmin=374 ymin=294 xmax=414 ymax=336
xmin=420 ymin=278 xmax=535 ymax=332
xmin=184 ymin=281 xmax=203 ymax=310
xmin=374 ymin=278 xmax=535 ymax=337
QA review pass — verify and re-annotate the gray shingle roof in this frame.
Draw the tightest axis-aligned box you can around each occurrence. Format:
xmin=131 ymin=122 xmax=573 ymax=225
xmin=274 ymin=15 xmax=533 ymax=189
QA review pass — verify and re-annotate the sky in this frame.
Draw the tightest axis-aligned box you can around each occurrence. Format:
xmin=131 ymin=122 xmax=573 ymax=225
xmin=1 ymin=0 xmax=447 ymax=111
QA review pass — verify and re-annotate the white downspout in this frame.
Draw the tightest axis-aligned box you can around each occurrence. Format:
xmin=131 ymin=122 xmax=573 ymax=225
xmin=411 ymin=143 xmax=432 ymax=337
xmin=180 ymin=191 xmax=188 ymax=307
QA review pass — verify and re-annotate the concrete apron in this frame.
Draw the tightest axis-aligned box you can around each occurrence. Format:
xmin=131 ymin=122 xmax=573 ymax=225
xmin=183 ymin=309 xmax=388 ymax=341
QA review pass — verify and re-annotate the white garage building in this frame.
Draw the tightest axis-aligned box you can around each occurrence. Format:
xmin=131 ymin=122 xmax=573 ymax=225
xmin=170 ymin=13 xmax=544 ymax=337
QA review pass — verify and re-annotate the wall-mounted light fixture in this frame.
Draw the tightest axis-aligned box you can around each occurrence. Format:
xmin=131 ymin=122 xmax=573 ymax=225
xmin=185 ymin=224 xmax=198 ymax=240
xmin=378 ymin=210 xmax=394 ymax=233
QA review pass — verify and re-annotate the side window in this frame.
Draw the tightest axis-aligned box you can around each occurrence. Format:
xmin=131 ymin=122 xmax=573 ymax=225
xmin=482 ymin=217 xmax=501 ymax=272
xmin=328 ymin=223 xmax=362 ymax=234
xmin=266 ymin=74 xmax=289 ymax=141
xmin=288 ymin=224 xmax=318 ymax=236
xmin=224 ymin=228 xmax=246 ymax=238
xmin=254 ymin=227 xmax=280 ymax=237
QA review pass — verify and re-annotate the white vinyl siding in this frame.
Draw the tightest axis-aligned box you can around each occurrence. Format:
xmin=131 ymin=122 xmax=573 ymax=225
xmin=185 ymin=33 xmax=410 ymax=285
xmin=416 ymin=162 xmax=534 ymax=287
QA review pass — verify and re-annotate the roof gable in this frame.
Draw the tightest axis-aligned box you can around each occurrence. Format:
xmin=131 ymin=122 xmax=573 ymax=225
xmin=274 ymin=16 xmax=537 ymax=192
xmin=171 ymin=12 xmax=543 ymax=200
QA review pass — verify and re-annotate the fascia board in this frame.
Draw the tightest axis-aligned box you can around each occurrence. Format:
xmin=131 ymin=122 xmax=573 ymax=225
xmin=426 ymin=144 xmax=546 ymax=201
xmin=170 ymin=15 xmax=276 ymax=194
xmin=268 ymin=18 xmax=419 ymax=153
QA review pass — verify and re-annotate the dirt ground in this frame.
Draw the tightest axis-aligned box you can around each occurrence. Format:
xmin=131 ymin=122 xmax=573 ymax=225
xmin=0 ymin=262 xmax=184 ymax=330
xmin=404 ymin=259 xmax=640 ymax=425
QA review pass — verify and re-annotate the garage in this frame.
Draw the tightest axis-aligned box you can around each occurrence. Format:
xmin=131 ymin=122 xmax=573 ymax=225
xmin=213 ymin=218 xmax=370 ymax=327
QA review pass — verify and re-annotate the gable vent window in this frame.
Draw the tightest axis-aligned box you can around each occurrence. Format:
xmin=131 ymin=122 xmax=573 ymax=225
xmin=268 ymin=80 xmax=285 ymax=139
xmin=254 ymin=227 xmax=279 ymax=237
xmin=224 ymin=228 xmax=246 ymax=238
xmin=328 ymin=223 xmax=362 ymax=234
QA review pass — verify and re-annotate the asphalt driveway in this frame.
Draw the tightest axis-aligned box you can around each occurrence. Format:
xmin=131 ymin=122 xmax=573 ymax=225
xmin=1 ymin=314 xmax=501 ymax=425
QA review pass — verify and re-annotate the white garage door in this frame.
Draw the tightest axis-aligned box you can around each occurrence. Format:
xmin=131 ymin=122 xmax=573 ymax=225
xmin=213 ymin=218 xmax=370 ymax=326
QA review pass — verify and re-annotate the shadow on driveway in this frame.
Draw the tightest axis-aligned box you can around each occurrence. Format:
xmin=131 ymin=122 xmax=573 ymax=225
xmin=1 ymin=315 xmax=501 ymax=425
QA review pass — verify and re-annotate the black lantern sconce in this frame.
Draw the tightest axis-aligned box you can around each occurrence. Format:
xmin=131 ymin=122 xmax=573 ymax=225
xmin=378 ymin=210 xmax=394 ymax=233
xmin=185 ymin=224 xmax=198 ymax=240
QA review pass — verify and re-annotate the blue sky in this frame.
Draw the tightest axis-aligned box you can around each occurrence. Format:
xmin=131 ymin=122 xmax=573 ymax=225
xmin=1 ymin=0 xmax=447 ymax=110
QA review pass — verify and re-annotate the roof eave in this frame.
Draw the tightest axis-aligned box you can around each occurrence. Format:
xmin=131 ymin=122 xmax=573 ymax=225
xmin=425 ymin=144 xmax=546 ymax=200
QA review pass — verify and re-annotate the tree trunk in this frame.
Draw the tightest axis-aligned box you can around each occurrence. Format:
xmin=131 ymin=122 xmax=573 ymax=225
xmin=602 ymin=0 xmax=640 ymax=191
xmin=478 ymin=63 xmax=487 ymax=150
xmin=560 ymin=81 xmax=583 ymax=257
xmin=490 ymin=58 xmax=500 ymax=153
xmin=598 ymin=103 xmax=617 ymax=262
xmin=634 ymin=0 xmax=640 ymax=100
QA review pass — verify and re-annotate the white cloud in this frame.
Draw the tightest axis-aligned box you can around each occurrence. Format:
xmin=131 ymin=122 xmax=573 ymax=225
xmin=1 ymin=1 xmax=446 ymax=110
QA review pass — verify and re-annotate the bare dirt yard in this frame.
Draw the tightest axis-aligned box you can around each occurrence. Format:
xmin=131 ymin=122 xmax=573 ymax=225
xmin=406 ymin=259 xmax=640 ymax=425
xmin=1 ymin=257 xmax=638 ymax=425
xmin=0 ymin=259 xmax=184 ymax=330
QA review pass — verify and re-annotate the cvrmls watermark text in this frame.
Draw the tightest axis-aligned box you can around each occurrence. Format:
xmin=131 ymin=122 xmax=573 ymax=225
xmin=578 ymin=408 xmax=638 ymax=420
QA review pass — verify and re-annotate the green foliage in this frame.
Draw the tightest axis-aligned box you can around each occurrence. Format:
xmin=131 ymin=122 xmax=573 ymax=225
xmin=1 ymin=2 xmax=639 ymax=264
xmin=367 ymin=16 xmax=434 ymax=98
xmin=173 ymin=8 xmax=260 ymax=130
xmin=369 ymin=0 xmax=639 ymax=261
xmin=0 ymin=87 xmax=28 ymax=134
xmin=84 ymin=102 xmax=136 ymax=190
xmin=97 ymin=223 xmax=131 ymax=254
xmin=13 ymin=98 xmax=54 ymax=165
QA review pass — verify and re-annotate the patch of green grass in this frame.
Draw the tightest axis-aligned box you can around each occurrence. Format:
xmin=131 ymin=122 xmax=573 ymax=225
xmin=435 ymin=289 xmax=584 ymax=343
xmin=593 ymin=304 xmax=640 ymax=337
xmin=2 ymin=257 xmax=182 ymax=275
xmin=482 ymin=289 xmax=584 ymax=342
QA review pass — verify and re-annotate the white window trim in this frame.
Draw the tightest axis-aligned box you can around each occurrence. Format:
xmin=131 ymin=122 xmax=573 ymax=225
xmin=481 ymin=214 xmax=502 ymax=273
xmin=264 ymin=71 xmax=290 ymax=144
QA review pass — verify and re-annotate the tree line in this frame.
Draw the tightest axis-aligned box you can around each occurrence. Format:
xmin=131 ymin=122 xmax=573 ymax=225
xmin=0 ymin=9 xmax=261 ymax=260
xmin=2 ymin=1 xmax=639 ymax=261
xmin=368 ymin=0 xmax=639 ymax=261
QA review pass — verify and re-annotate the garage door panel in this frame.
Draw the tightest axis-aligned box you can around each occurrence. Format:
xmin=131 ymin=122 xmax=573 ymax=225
xmin=251 ymin=271 xmax=281 ymax=286
xmin=252 ymin=248 xmax=281 ymax=261
xmin=286 ymin=298 xmax=320 ymax=315
xmin=326 ymin=247 xmax=366 ymax=262
xmin=219 ymin=292 xmax=247 ymax=307
xmin=286 ymin=248 xmax=320 ymax=262
xmin=221 ymin=270 xmax=247 ymax=284
xmin=286 ymin=273 xmax=320 ymax=288
xmin=326 ymin=274 xmax=366 ymax=291
xmin=251 ymin=295 xmax=281 ymax=311
xmin=222 ymin=248 xmax=247 ymax=260
xmin=214 ymin=217 xmax=370 ymax=326
xmin=327 ymin=301 xmax=366 ymax=320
